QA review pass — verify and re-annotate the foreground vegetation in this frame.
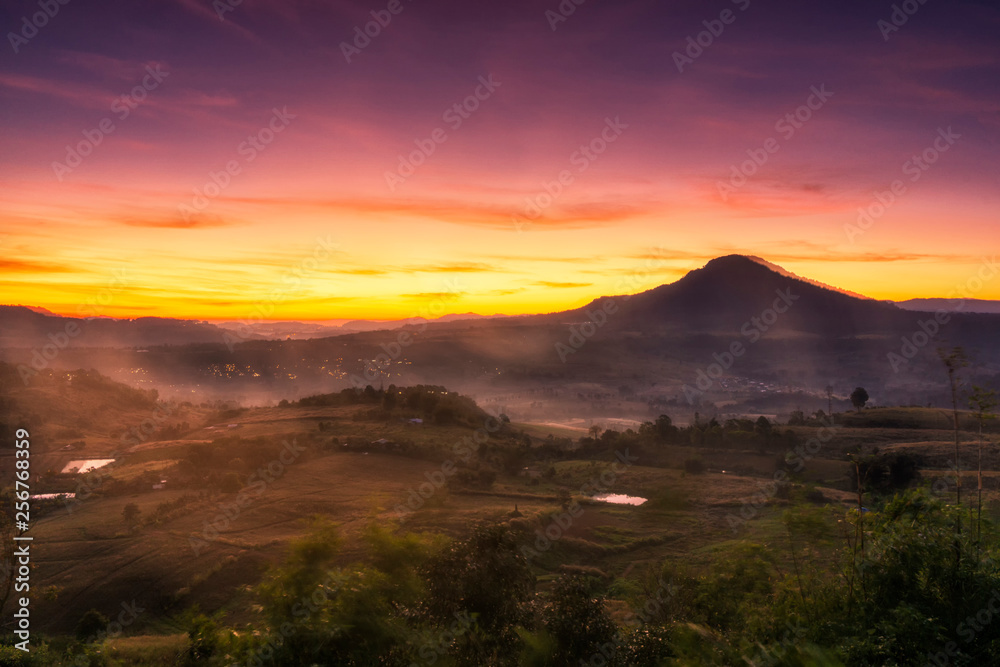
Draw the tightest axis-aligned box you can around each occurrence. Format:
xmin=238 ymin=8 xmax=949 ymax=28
xmin=4 ymin=489 xmax=1000 ymax=666
xmin=2 ymin=365 xmax=999 ymax=665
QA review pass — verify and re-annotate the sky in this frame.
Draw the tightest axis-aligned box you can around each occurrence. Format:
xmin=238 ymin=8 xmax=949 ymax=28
xmin=1 ymin=0 xmax=999 ymax=321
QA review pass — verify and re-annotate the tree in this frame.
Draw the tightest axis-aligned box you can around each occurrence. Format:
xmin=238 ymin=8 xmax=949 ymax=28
xmin=851 ymin=452 xmax=923 ymax=493
xmin=423 ymin=522 xmax=535 ymax=665
xmin=255 ymin=520 xmax=427 ymax=664
xmin=540 ymin=574 xmax=617 ymax=665
xmin=76 ymin=608 xmax=109 ymax=642
xmin=968 ymin=385 xmax=997 ymax=553
xmin=382 ymin=384 xmax=397 ymax=410
xmin=501 ymin=445 xmax=529 ymax=475
xmin=754 ymin=416 xmax=772 ymax=439
xmin=654 ymin=414 xmax=676 ymax=441
xmin=824 ymin=489 xmax=1000 ymax=664
xmin=850 ymin=387 xmax=869 ymax=413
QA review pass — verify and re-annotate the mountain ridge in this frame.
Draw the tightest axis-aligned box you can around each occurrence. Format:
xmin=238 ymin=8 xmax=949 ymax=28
xmin=558 ymin=254 xmax=911 ymax=336
xmin=3 ymin=256 xmax=997 ymax=348
xmin=896 ymin=298 xmax=1000 ymax=314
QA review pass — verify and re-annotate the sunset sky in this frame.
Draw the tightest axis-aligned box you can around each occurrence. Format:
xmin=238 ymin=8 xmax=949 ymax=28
xmin=1 ymin=0 xmax=998 ymax=321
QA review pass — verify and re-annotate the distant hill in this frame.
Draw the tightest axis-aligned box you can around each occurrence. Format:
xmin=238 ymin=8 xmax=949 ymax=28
xmin=342 ymin=313 xmax=501 ymax=331
xmin=0 ymin=305 xmax=256 ymax=349
xmin=896 ymin=298 xmax=1000 ymax=314
xmin=0 ymin=362 xmax=192 ymax=455
xmin=13 ymin=304 xmax=59 ymax=315
xmin=4 ymin=256 xmax=1000 ymax=412
xmin=214 ymin=320 xmax=345 ymax=339
xmin=0 ymin=305 xmax=506 ymax=352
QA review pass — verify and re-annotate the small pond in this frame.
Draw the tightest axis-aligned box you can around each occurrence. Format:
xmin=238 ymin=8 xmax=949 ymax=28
xmin=61 ymin=459 xmax=115 ymax=474
xmin=591 ymin=493 xmax=647 ymax=506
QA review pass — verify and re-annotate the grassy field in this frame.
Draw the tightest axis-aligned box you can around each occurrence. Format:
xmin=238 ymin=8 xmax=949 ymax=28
xmin=5 ymin=377 xmax=1000 ymax=653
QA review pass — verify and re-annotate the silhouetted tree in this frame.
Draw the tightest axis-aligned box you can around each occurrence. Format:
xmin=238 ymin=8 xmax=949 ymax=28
xmin=850 ymin=387 xmax=869 ymax=413
xmin=76 ymin=609 xmax=109 ymax=642
xmin=654 ymin=414 xmax=677 ymax=441
xmin=382 ymin=384 xmax=397 ymax=410
xmin=754 ymin=416 xmax=772 ymax=439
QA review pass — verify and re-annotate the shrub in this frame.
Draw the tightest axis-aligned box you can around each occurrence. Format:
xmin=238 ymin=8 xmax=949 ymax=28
xmin=76 ymin=608 xmax=109 ymax=642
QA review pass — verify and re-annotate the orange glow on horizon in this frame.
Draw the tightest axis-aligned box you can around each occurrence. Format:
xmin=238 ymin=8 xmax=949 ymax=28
xmin=1 ymin=172 xmax=997 ymax=322
xmin=2 ymin=3 xmax=998 ymax=320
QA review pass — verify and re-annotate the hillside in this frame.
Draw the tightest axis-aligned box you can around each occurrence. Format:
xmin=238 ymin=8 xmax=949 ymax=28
xmin=3 ymin=256 xmax=1000 ymax=417
xmin=564 ymin=255 xmax=913 ymax=335
xmin=0 ymin=306 xmax=259 ymax=350
xmin=4 ymin=371 xmax=1000 ymax=666
xmin=896 ymin=298 xmax=1000 ymax=314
